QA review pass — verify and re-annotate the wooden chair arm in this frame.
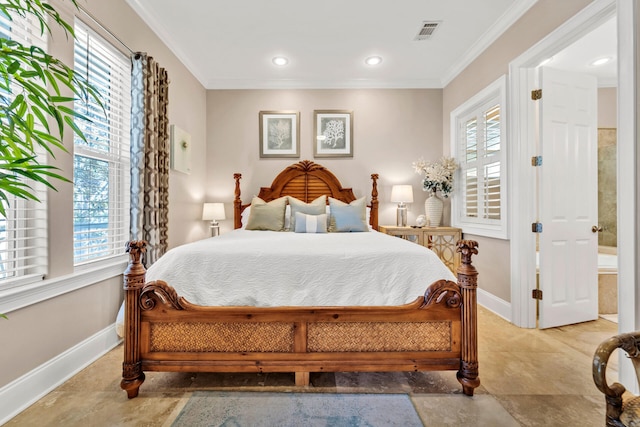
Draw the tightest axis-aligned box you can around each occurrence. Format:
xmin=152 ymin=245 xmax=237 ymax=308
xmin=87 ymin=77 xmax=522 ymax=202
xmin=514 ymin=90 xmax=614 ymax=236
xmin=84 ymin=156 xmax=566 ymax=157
xmin=594 ymin=331 xmax=640 ymax=398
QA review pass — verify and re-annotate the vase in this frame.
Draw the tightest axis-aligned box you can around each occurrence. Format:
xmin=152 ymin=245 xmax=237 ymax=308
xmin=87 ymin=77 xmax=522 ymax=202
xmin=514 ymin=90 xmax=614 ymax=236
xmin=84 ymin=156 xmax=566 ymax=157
xmin=425 ymin=192 xmax=443 ymax=227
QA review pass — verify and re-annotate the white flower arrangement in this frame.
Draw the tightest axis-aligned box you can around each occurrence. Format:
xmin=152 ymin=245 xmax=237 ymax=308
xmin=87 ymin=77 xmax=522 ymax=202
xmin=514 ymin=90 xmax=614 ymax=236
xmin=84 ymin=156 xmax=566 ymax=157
xmin=412 ymin=156 xmax=458 ymax=198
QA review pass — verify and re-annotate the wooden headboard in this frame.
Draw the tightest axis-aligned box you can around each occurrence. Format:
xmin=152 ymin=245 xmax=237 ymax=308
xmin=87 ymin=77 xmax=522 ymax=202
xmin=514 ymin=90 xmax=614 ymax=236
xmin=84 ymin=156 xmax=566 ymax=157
xmin=233 ymin=160 xmax=379 ymax=230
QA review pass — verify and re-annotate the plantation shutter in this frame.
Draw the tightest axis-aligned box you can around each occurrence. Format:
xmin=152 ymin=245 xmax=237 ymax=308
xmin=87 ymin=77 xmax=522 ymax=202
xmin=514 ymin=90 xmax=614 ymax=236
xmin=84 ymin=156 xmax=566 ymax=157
xmin=451 ymin=75 xmax=506 ymax=239
xmin=460 ymin=103 xmax=502 ymax=222
xmin=483 ymin=105 xmax=501 ymax=220
xmin=0 ymin=11 xmax=48 ymax=284
xmin=73 ymin=22 xmax=130 ymax=265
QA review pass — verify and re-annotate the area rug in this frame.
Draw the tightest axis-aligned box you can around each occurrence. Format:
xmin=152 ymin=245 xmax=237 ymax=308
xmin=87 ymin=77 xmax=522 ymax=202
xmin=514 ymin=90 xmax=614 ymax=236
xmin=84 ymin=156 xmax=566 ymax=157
xmin=171 ymin=391 xmax=424 ymax=427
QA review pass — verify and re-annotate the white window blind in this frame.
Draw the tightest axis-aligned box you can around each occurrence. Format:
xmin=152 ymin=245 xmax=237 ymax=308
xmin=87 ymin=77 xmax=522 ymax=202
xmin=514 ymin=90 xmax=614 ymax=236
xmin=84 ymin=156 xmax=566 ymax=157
xmin=0 ymin=10 xmax=48 ymax=285
xmin=73 ymin=22 xmax=130 ymax=265
xmin=451 ymin=76 xmax=507 ymax=239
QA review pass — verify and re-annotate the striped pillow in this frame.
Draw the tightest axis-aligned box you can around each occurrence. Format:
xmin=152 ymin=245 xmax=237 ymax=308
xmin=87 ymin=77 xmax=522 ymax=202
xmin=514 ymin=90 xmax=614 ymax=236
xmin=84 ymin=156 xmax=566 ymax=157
xmin=294 ymin=212 xmax=328 ymax=233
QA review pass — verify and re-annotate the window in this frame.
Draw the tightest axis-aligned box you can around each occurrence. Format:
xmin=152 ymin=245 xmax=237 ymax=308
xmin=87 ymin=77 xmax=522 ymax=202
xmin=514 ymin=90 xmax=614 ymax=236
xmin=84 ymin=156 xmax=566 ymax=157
xmin=73 ymin=22 xmax=130 ymax=265
xmin=0 ymin=10 xmax=48 ymax=286
xmin=450 ymin=75 xmax=507 ymax=239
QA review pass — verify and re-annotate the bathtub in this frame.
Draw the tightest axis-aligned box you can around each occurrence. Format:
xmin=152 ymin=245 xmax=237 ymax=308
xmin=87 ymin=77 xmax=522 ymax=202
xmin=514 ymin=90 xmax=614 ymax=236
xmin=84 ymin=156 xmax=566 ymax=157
xmin=597 ymin=247 xmax=617 ymax=315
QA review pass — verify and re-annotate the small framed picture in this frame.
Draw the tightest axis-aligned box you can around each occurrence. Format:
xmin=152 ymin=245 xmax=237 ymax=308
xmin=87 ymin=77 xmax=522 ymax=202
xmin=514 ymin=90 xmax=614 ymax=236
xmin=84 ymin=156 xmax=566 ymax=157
xmin=259 ymin=111 xmax=300 ymax=158
xmin=313 ymin=110 xmax=353 ymax=158
xmin=170 ymin=124 xmax=191 ymax=174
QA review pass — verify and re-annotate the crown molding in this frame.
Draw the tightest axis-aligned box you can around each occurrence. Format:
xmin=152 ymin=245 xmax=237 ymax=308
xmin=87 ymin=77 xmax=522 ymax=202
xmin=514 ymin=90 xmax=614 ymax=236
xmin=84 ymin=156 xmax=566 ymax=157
xmin=125 ymin=0 xmax=209 ymax=88
xmin=441 ymin=0 xmax=539 ymax=87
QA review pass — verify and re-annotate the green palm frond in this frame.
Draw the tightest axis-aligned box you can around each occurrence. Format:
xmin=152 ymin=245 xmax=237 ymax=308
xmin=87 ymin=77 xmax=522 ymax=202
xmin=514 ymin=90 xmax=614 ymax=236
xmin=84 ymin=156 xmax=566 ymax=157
xmin=0 ymin=0 xmax=104 ymax=215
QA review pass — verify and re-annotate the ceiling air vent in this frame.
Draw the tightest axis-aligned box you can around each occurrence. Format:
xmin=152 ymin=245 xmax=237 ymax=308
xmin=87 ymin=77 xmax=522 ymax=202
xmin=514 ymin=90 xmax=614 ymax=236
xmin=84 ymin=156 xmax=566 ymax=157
xmin=414 ymin=21 xmax=441 ymax=41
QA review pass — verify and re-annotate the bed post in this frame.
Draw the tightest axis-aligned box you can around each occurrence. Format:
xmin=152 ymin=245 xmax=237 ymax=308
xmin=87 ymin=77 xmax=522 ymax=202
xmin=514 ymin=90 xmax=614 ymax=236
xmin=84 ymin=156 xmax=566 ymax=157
xmin=234 ymin=173 xmax=242 ymax=229
xmin=456 ymin=240 xmax=480 ymax=396
xmin=370 ymin=173 xmax=379 ymax=230
xmin=121 ymin=240 xmax=147 ymax=399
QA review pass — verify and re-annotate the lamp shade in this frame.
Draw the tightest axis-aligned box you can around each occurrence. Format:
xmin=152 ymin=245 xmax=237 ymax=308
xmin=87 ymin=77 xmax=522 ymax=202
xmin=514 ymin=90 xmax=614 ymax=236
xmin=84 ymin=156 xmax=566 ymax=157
xmin=390 ymin=185 xmax=414 ymax=203
xmin=202 ymin=202 xmax=226 ymax=221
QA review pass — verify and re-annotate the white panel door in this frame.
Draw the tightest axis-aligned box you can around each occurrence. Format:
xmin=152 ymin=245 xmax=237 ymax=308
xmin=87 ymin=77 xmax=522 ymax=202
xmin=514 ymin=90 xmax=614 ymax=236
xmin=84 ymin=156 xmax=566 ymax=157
xmin=538 ymin=67 xmax=598 ymax=329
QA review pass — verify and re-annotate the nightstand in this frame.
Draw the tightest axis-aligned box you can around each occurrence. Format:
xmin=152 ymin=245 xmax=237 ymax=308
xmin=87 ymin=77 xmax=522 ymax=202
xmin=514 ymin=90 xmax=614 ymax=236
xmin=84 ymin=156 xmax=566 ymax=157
xmin=379 ymin=226 xmax=462 ymax=273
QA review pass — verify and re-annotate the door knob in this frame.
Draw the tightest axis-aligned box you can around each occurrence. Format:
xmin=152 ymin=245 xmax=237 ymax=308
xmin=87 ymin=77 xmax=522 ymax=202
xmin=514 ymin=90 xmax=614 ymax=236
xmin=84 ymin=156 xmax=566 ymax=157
xmin=592 ymin=225 xmax=603 ymax=233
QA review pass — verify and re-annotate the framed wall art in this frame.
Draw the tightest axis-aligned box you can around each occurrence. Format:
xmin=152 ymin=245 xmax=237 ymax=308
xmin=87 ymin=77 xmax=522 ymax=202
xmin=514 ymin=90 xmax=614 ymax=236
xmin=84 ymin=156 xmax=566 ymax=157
xmin=259 ymin=110 xmax=300 ymax=158
xmin=313 ymin=110 xmax=353 ymax=158
xmin=170 ymin=124 xmax=192 ymax=174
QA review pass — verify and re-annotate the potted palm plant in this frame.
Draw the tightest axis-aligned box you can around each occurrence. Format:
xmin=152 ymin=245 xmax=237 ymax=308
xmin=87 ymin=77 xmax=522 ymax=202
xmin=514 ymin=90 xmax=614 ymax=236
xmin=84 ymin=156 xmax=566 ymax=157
xmin=0 ymin=0 xmax=102 ymax=318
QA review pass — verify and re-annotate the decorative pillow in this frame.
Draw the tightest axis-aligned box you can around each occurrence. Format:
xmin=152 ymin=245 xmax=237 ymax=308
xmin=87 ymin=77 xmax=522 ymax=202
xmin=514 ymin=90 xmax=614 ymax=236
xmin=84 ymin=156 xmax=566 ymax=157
xmin=328 ymin=197 xmax=368 ymax=232
xmin=331 ymin=204 xmax=369 ymax=232
xmin=324 ymin=205 xmax=372 ymax=229
xmin=245 ymin=196 xmax=287 ymax=231
xmin=294 ymin=212 xmax=328 ymax=233
xmin=241 ymin=203 xmax=291 ymax=229
xmin=288 ymin=195 xmax=326 ymax=231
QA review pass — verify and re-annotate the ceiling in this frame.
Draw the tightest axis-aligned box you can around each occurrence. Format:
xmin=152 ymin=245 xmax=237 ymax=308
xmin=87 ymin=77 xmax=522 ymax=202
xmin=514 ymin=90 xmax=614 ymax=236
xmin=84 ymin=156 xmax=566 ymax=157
xmin=125 ymin=0 xmax=617 ymax=90
xmin=126 ymin=0 xmax=540 ymax=89
xmin=547 ymin=16 xmax=617 ymax=87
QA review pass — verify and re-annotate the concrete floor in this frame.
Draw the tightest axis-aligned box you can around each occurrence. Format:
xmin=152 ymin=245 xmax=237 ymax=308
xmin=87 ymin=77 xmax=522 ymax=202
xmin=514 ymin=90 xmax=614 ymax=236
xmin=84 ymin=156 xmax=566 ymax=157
xmin=6 ymin=306 xmax=620 ymax=426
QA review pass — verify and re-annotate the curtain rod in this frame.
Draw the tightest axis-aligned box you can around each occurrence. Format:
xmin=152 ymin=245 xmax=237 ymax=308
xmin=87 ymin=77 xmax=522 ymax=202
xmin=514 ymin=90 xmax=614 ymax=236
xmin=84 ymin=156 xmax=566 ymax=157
xmin=77 ymin=5 xmax=135 ymax=54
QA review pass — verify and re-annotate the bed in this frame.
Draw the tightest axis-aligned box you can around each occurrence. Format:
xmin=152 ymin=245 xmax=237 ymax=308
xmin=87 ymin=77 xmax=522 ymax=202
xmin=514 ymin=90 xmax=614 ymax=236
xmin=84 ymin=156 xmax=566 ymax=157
xmin=121 ymin=160 xmax=480 ymax=398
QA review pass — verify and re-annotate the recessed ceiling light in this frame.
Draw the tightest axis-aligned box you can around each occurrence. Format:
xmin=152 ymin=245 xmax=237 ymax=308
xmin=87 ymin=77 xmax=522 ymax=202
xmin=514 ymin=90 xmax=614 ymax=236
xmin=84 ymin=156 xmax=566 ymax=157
xmin=365 ymin=56 xmax=382 ymax=66
xmin=589 ymin=57 xmax=612 ymax=66
xmin=272 ymin=56 xmax=289 ymax=66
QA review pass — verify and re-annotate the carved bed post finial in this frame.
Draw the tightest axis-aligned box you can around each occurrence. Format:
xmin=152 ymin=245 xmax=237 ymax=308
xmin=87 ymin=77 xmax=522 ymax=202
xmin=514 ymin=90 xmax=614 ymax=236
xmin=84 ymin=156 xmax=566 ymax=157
xmin=121 ymin=240 xmax=147 ymax=398
xmin=370 ymin=173 xmax=379 ymax=230
xmin=455 ymin=239 xmax=480 ymax=396
xmin=234 ymin=173 xmax=242 ymax=229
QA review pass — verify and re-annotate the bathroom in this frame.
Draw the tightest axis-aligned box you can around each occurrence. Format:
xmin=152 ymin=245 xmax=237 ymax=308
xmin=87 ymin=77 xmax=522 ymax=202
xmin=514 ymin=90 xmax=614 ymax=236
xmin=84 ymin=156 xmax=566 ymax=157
xmin=597 ymin=122 xmax=618 ymax=322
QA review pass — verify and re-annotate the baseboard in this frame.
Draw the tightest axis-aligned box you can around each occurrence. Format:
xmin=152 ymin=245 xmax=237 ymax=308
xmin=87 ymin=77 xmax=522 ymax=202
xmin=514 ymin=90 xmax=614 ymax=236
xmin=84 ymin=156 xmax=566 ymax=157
xmin=477 ymin=288 xmax=512 ymax=322
xmin=0 ymin=324 xmax=121 ymax=425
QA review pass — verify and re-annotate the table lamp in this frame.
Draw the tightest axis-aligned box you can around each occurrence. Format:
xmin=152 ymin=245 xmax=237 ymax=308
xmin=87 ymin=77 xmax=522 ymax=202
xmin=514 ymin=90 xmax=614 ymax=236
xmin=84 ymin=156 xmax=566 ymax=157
xmin=202 ymin=202 xmax=226 ymax=237
xmin=390 ymin=185 xmax=413 ymax=227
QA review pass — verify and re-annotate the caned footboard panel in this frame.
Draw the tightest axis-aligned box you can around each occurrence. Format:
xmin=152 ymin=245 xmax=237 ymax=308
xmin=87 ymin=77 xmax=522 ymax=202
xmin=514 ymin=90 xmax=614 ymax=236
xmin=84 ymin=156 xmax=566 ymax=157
xmin=148 ymin=322 xmax=296 ymax=353
xmin=307 ymin=321 xmax=453 ymax=352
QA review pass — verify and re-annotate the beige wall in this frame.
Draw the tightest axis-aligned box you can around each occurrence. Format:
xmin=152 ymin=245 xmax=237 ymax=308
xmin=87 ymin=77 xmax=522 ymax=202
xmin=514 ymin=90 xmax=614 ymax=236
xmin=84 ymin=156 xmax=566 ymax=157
xmin=598 ymin=87 xmax=617 ymax=128
xmin=0 ymin=0 xmax=207 ymax=388
xmin=0 ymin=278 xmax=121 ymax=385
xmin=442 ymin=0 xmax=594 ymax=302
xmin=206 ymin=89 xmax=444 ymax=230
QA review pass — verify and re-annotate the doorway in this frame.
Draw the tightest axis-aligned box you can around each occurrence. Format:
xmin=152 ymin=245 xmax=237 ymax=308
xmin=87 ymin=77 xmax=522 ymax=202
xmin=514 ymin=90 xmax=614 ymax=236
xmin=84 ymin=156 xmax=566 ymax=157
xmin=507 ymin=0 xmax=618 ymax=329
xmin=536 ymin=18 xmax=617 ymax=327
xmin=509 ymin=0 xmax=640 ymax=393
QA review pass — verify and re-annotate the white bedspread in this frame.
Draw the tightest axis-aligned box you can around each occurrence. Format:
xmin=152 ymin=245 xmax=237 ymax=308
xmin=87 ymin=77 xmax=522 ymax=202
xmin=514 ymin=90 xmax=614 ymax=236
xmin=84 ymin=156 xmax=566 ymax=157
xmin=116 ymin=230 xmax=456 ymax=336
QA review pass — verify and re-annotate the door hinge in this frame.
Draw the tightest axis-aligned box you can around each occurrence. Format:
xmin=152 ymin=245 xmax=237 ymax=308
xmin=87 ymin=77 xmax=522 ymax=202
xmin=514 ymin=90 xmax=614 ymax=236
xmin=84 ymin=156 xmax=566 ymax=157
xmin=531 ymin=89 xmax=542 ymax=100
xmin=532 ymin=289 xmax=543 ymax=300
xmin=531 ymin=222 xmax=543 ymax=233
xmin=531 ymin=156 xmax=542 ymax=166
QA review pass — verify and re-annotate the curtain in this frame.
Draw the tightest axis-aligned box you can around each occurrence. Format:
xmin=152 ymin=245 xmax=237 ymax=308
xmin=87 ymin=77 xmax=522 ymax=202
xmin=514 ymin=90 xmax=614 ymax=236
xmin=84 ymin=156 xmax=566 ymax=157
xmin=130 ymin=53 xmax=170 ymax=266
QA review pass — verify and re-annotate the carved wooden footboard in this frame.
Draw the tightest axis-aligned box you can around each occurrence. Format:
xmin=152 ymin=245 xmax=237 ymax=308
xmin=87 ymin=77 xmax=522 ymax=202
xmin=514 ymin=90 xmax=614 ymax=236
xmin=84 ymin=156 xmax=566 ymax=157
xmin=120 ymin=240 xmax=480 ymax=398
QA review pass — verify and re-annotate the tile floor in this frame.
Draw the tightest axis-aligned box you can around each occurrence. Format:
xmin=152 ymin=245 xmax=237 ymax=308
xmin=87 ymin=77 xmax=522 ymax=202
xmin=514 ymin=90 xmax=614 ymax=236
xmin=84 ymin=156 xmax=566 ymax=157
xmin=6 ymin=306 xmax=620 ymax=426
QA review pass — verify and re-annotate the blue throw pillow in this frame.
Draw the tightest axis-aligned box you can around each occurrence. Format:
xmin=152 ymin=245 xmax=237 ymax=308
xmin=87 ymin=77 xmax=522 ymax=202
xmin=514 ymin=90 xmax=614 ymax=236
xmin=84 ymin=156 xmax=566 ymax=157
xmin=331 ymin=204 xmax=369 ymax=232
